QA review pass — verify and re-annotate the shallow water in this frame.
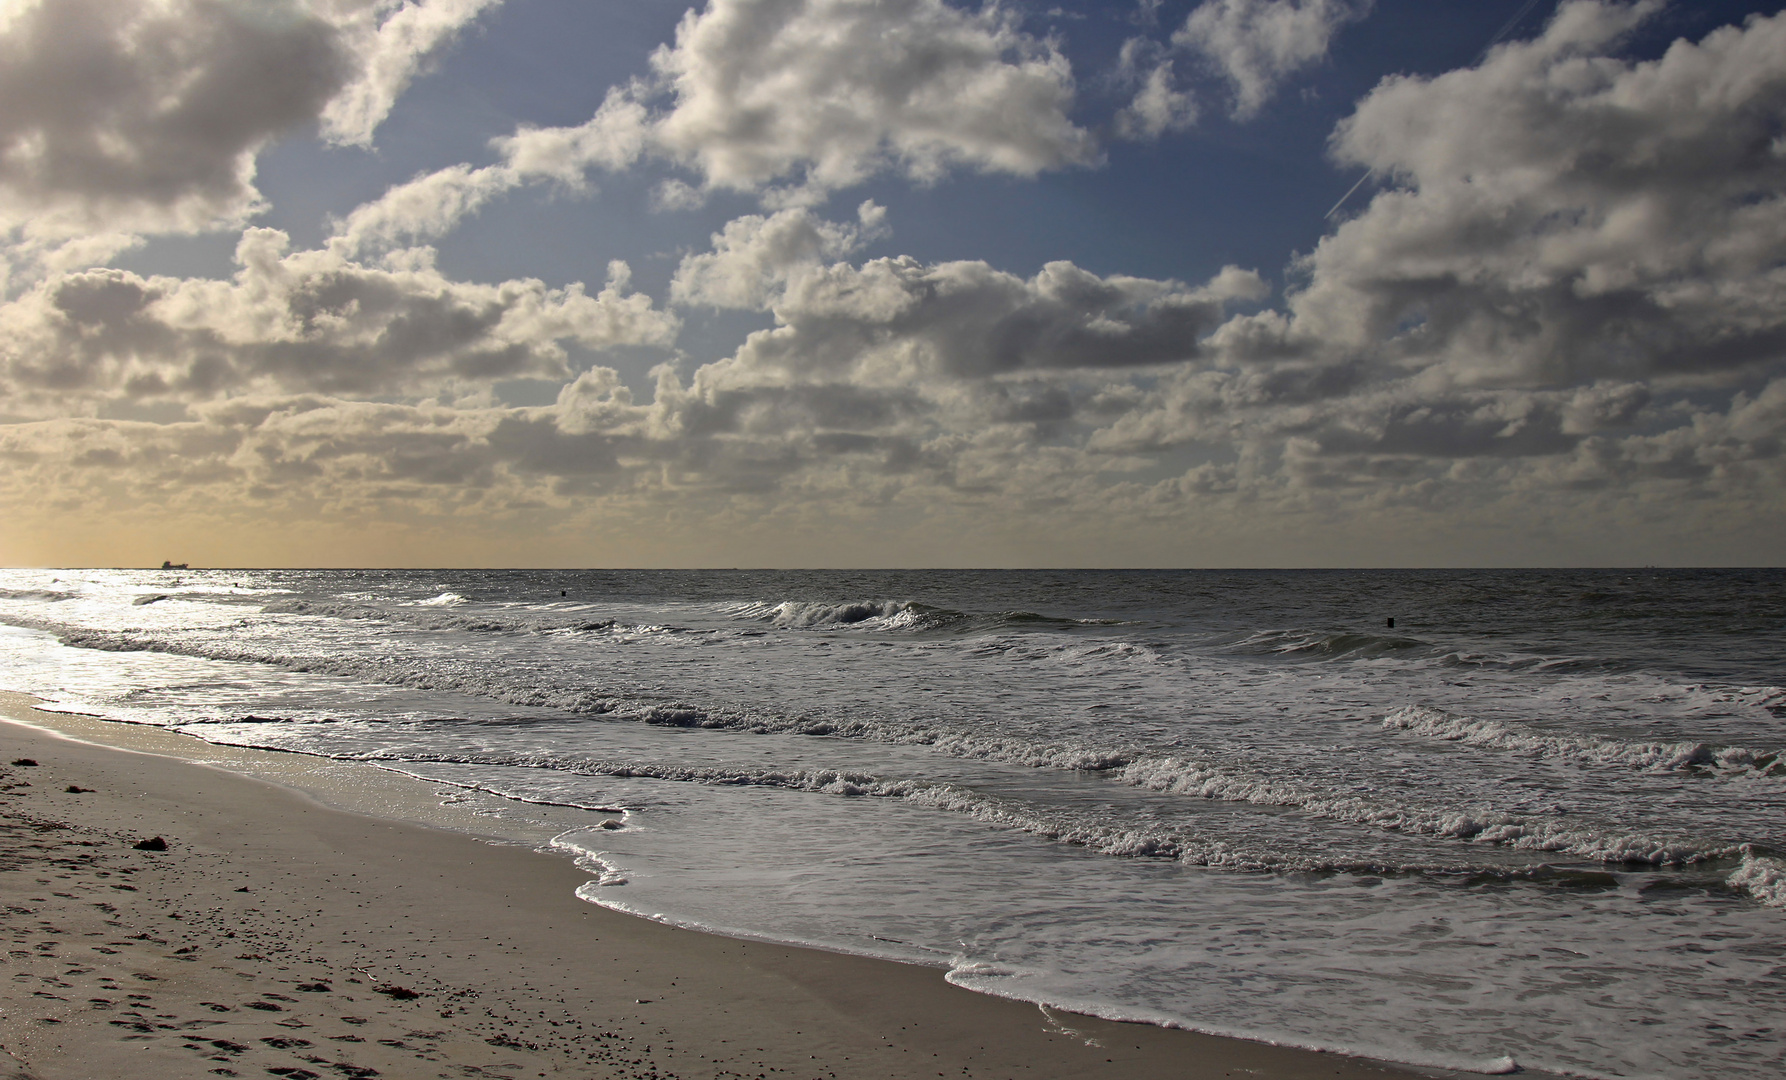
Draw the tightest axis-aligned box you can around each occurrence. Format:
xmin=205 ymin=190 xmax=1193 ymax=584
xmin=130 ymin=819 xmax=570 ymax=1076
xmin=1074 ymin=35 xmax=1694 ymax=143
xmin=1 ymin=567 xmax=1782 ymax=1078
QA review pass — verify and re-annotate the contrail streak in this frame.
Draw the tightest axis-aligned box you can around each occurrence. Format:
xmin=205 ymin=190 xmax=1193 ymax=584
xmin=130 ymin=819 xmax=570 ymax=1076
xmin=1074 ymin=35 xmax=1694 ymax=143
xmin=1325 ymin=0 xmax=1552 ymax=221
xmin=1323 ymin=168 xmax=1375 ymax=220
xmin=1477 ymin=0 xmax=1550 ymax=63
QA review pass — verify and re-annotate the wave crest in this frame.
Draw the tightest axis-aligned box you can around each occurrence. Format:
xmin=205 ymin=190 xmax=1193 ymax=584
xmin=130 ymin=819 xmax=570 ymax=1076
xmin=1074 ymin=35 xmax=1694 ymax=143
xmin=728 ymin=599 xmax=918 ymax=628
xmin=1114 ymin=752 xmax=1736 ymax=867
xmin=1383 ymin=705 xmax=1784 ymax=777
xmin=1729 ymin=852 xmax=1786 ymax=908
xmin=1226 ymin=628 xmax=1434 ymax=661
xmin=415 ymin=592 xmax=469 ymax=607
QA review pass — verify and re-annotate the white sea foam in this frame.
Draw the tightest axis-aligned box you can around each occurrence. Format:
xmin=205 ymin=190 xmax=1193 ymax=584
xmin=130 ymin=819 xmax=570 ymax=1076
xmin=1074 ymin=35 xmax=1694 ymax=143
xmin=261 ymin=597 xmax=628 ymax=636
xmin=355 ymin=749 xmax=1209 ymax=861
xmin=1384 ymin=705 xmax=1784 ymax=776
xmin=947 ymin=962 xmax=1534 ymax=1079
xmin=1222 ymin=628 xmax=1448 ymax=664
xmin=1729 ymin=852 xmax=1786 ymax=908
xmin=1114 ymin=752 xmax=1738 ymax=866
xmin=414 ymin=591 xmax=469 ymax=606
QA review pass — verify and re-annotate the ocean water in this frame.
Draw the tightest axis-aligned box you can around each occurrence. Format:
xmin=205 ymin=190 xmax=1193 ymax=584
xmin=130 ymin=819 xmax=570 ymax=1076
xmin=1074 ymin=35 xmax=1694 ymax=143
xmin=0 ymin=567 xmax=1782 ymax=1079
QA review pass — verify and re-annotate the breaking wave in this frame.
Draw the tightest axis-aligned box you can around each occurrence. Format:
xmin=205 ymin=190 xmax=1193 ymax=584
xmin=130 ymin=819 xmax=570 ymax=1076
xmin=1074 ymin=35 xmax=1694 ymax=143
xmin=260 ymin=598 xmax=632 ymax=637
xmin=724 ymin=598 xmax=1105 ymax=635
xmin=235 ymin=745 xmax=1693 ymax=881
xmin=414 ymin=591 xmax=469 ymax=607
xmin=0 ymin=588 xmax=74 ymax=602
xmin=1114 ymin=753 xmax=1742 ymax=868
xmin=1224 ymin=628 xmax=1437 ymax=661
xmin=1729 ymin=853 xmax=1786 ymax=908
xmin=1383 ymin=705 xmax=1785 ymax=777
xmin=728 ymin=599 xmax=919 ymax=627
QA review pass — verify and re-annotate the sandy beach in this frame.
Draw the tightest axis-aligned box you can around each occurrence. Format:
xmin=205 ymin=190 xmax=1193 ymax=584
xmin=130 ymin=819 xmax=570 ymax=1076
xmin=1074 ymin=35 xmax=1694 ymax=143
xmin=0 ymin=692 xmax=1458 ymax=1080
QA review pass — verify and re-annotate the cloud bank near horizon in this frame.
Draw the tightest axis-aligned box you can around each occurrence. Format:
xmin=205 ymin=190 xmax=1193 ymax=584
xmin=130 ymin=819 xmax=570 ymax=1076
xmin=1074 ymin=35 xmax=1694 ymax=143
xmin=0 ymin=0 xmax=1782 ymax=566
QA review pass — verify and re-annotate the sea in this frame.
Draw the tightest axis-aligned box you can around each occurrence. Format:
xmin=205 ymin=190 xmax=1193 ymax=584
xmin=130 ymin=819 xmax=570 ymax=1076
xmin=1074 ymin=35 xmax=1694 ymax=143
xmin=0 ymin=567 xmax=1781 ymax=1079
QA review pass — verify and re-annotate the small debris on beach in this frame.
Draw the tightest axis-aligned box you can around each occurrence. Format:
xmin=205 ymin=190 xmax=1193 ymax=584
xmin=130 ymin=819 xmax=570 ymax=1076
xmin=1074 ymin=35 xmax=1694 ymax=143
xmin=133 ymin=836 xmax=169 ymax=851
xmin=11 ymin=757 xmax=38 ymax=766
xmin=372 ymin=984 xmax=420 ymax=1000
xmin=66 ymin=785 xmax=93 ymax=793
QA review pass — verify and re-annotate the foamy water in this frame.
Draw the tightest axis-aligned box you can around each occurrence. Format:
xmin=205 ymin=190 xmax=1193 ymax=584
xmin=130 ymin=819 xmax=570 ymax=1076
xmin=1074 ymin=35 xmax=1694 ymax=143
xmin=1 ymin=567 xmax=1782 ymax=1079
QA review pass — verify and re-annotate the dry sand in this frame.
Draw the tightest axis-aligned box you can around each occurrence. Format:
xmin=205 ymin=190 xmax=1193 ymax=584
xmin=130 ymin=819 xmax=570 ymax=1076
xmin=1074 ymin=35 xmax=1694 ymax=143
xmin=0 ymin=692 xmax=1453 ymax=1080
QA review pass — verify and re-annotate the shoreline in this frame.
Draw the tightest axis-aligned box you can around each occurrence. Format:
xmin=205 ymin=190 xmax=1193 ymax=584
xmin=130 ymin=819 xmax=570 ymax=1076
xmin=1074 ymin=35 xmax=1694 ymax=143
xmin=0 ymin=692 xmax=1479 ymax=1080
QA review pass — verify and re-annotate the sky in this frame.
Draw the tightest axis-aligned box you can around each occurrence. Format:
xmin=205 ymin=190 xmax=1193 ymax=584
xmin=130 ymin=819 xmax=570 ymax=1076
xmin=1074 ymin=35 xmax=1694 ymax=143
xmin=1 ymin=0 xmax=1784 ymax=568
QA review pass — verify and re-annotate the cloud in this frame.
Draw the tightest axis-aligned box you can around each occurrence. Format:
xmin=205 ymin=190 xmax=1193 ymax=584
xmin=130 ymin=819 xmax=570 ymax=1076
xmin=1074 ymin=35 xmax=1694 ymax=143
xmin=319 ymin=0 xmax=504 ymax=147
xmin=669 ymin=201 xmax=887 ymax=310
xmin=1112 ymin=0 xmax=1366 ymax=139
xmin=646 ymin=0 xmax=1097 ymax=199
xmin=0 ymin=0 xmax=349 ymax=243
xmin=1174 ymin=0 xmax=1371 ymax=119
xmin=1287 ymin=0 xmax=1786 ymax=386
xmin=0 ymin=0 xmax=508 ymax=298
xmin=1083 ymin=0 xmax=1786 ymax=526
xmin=1113 ymin=39 xmax=1198 ymax=140
xmin=325 ymin=0 xmax=1098 ymax=253
xmin=327 ymin=88 xmax=651 ymax=256
xmin=697 ymin=256 xmax=1265 ymax=388
xmin=0 ymin=228 xmax=678 ymax=413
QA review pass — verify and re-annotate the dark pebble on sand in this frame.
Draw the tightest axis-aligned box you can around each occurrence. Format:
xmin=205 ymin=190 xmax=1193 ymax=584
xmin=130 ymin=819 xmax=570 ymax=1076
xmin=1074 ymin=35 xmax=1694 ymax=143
xmin=66 ymin=785 xmax=92 ymax=793
xmin=133 ymin=837 xmax=169 ymax=851
xmin=11 ymin=758 xmax=37 ymax=766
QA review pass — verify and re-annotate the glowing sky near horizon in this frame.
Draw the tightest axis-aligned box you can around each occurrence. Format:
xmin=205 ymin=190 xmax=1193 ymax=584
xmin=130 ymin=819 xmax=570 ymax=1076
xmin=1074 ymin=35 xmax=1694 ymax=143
xmin=1 ymin=0 xmax=1783 ymax=567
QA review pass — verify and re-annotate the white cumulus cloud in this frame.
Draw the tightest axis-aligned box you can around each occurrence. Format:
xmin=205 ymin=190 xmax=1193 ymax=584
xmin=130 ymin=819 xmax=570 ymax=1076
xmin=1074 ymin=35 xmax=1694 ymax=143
xmin=328 ymin=88 xmax=651 ymax=256
xmin=670 ymin=202 xmax=888 ymax=310
xmin=1175 ymin=0 xmax=1371 ymax=119
xmin=1114 ymin=37 xmax=1199 ymax=139
xmin=319 ymin=0 xmax=504 ymax=147
xmin=0 ymin=227 xmax=678 ymax=413
xmin=0 ymin=0 xmax=348 ymax=243
xmin=1291 ymin=0 xmax=1786 ymax=386
xmin=646 ymin=0 xmax=1098 ymax=200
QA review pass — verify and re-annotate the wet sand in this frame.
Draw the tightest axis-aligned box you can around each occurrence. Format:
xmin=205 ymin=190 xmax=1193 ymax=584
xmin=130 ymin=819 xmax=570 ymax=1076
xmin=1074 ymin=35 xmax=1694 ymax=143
xmin=0 ymin=692 xmax=1451 ymax=1080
